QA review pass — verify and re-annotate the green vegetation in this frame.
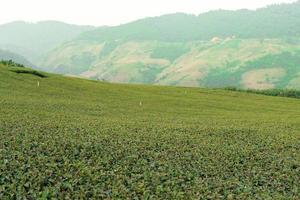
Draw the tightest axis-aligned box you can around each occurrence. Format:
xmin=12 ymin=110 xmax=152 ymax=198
xmin=70 ymin=53 xmax=96 ymax=74
xmin=80 ymin=1 xmax=300 ymax=42
xmin=203 ymin=51 xmax=300 ymax=89
xmin=0 ymin=60 xmax=47 ymax=77
xmin=150 ymin=43 xmax=189 ymax=62
xmin=128 ymin=63 xmax=165 ymax=84
xmin=10 ymin=68 xmax=47 ymax=78
xmin=99 ymin=41 xmax=120 ymax=58
xmin=224 ymin=87 xmax=300 ymax=99
xmin=240 ymin=51 xmax=300 ymax=88
xmin=0 ymin=63 xmax=299 ymax=199
xmin=0 ymin=60 xmax=25 ymax=68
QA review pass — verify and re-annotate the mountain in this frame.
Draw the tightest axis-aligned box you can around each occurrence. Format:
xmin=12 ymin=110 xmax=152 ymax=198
xmin=1 ymin=62 xmax=299 ymax=198
xmin=0 ymin=49 xmax=34 ymax=67
xmin=39 ymin=1 xmax=300 ymax=89
xmin=0 ymin=21 xmax=95 ymax=62
xmin=40 ymin=38 xmax=300 ymax=89
xmin=79 ymin=1 xmax=300 ymax=42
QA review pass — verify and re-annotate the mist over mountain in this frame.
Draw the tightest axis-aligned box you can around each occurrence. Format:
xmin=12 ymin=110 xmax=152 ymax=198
xmin=0 ymin=21 xmax=95 ymax=62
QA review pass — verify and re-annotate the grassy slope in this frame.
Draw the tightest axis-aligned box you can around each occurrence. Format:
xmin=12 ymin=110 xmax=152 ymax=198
xmin=0 ymin=64 xmax=299 ymax=198
xmin=39 ymin=38 xmax=300 ymax=89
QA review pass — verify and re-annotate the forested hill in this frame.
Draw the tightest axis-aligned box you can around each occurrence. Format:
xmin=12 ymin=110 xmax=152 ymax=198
xmin=79 ymin=1 xmax=300 ymax=42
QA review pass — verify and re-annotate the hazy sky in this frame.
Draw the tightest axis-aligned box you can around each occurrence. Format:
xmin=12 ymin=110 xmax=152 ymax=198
xmin=0 ymin=0 xmax=297 ymax=26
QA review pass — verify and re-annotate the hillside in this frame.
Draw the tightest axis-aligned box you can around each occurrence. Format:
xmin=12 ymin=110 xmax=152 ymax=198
xmin=40 ymin=38 xmax=300 ymax=89
xmin=0 ymin=21 xmax=94 ymax=62
xmin=0 ymin=63 xmax=299 ymax=198
xmin=0 ymin=49 xmax=34 ymax=67
xmin=39 ymin=1 xmax=300 ymax=89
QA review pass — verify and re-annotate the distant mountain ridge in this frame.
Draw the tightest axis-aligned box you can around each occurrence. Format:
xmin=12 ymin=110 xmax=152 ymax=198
xmin=38 ymin=1 xmax=300 ymax=90
xmin=0 ymin=21 xmax=95 ymax=62
xmin=79 ymin=1 xmax=300 ymax=42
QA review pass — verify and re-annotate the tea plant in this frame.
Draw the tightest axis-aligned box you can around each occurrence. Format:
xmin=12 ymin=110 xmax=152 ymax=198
xmin=225 ymin=86 xmax=300 ymax=99
xmin=0 ymin=64 xmax=299 ymax=199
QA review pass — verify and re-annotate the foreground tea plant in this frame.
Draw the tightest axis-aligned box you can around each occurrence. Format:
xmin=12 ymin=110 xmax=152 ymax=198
xmin=0 ymin=64 xmax=299 ymax=199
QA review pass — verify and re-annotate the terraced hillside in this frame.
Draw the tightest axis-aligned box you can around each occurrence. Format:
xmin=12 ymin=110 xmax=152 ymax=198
xmin=0 ymin=63 xmax=299 ymax=198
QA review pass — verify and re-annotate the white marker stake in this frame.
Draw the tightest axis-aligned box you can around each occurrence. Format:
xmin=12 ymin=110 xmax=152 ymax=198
xmin=37 ymin=81 xmax=40 ymax=87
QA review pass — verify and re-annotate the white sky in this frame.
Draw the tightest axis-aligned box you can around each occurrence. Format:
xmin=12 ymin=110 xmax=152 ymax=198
xmin=0 ymin=0 xmax=297 ymax=26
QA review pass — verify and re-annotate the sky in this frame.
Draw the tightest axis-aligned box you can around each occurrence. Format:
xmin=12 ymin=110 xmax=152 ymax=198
xmin=0 ymin=0 xmax=297 ymax=26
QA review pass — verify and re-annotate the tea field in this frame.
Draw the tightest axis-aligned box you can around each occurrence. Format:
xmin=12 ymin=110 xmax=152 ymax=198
xmin=0 ymin=63 xmax=299 ymax=199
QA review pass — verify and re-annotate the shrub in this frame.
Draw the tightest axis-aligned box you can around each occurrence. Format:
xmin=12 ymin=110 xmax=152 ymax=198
xmin=11 ymin=69 xmax=47 ymax=78
xmin=224 ymin=87 xmax=300 ymax=99
xmin=0 ymin=59 xmax=25 ymax=68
